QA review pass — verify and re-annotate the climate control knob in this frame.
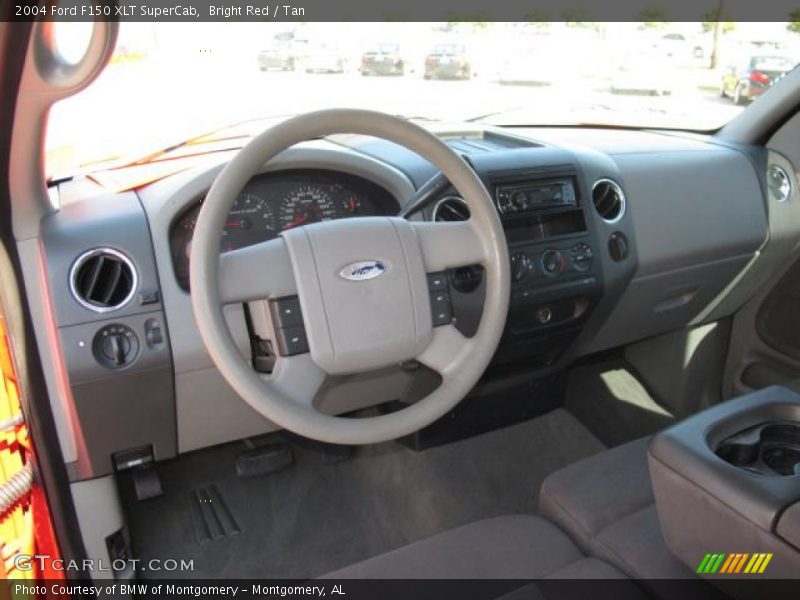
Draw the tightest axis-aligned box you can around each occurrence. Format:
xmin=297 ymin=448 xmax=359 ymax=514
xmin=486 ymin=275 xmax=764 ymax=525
xmin=510 ymin=253 xmax=530 ymax=282
xmin=541 ymin=249 xmax=564 ymax=276
xmin=570 ymin=242 xmax=594 ymax=272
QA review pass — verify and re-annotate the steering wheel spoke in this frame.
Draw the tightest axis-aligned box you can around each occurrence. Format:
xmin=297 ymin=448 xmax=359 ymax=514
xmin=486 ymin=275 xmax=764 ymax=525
xmin=411 ymin=220 xmax=488 ymax=272
xmin=218 ymin=238 xmax=296 ymax=304
xmin=267 ymin=354 xmax=327 ymax=407
xmin=416 ymin=323 xmax=474 ymax=377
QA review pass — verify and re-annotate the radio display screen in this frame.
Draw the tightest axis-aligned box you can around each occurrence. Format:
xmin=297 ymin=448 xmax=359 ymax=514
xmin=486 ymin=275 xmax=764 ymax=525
xmin=495 ymin=178 xmax=577 ymax=215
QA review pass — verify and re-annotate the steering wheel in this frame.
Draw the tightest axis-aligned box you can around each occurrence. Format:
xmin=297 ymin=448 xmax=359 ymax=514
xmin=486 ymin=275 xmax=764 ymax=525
xmin=190 ymin=109 xmax=510 ymax=445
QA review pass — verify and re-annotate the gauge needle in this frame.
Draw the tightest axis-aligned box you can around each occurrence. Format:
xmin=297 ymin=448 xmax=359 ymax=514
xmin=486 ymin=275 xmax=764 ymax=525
xmin=285 ymin=214 xmax=309 ymax=229
xmin=225 ymin=218 xmax=253 ymax=229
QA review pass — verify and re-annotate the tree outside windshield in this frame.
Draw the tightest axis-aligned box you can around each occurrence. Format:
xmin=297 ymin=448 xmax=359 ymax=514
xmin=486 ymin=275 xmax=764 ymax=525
xmin=46 ymin=21 xmax=800 ymax=176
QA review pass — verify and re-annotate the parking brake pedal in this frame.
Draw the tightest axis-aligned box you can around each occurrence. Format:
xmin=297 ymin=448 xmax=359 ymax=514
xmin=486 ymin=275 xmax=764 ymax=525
xmin=114 ymin=446 xmax=163 ymax=501
xmin=132 ymin=464 xmax=163 ymax=501
xmin=235 ymin=442 xmax=293 ymax=478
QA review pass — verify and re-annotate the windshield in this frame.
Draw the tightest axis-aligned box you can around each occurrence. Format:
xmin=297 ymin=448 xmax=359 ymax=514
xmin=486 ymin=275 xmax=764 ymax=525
xmin=46 ymin=21 xmax=800 ymax=177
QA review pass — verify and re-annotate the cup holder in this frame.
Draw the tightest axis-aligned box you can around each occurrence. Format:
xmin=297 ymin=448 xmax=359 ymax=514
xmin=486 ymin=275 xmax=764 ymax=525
xmin=715 ymin=422 xmax=800 ymax=476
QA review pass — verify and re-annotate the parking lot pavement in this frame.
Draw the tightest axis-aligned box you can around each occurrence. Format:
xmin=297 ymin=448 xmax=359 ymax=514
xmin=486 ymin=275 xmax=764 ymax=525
xmin=47 ymin=62 xmax=744 ymax=171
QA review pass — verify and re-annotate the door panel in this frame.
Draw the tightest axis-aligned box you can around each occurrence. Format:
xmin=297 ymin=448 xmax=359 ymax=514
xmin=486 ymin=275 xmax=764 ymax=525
xmin=740 ymin=360 xmax=800 ymax=390
xmin=756 ymin=261 xmax=800 ymax=362
xmin=723 ymin=150 xmax=800 ymax=397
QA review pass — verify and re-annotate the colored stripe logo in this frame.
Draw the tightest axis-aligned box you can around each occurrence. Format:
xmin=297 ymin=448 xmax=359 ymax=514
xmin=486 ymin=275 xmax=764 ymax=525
xmin=696 ymin=553 xmax=773 ymax=574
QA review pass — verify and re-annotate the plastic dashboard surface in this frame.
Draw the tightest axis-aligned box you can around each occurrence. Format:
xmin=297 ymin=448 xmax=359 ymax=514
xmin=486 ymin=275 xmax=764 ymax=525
xmin=44 ymin=128 xmax=779 ymax=473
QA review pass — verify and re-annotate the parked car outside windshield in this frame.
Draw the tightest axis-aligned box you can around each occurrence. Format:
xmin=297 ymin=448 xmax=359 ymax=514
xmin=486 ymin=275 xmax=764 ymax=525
xmin=721 ymin=54 xmax=796 ymax=104
xmin=361 ymin=44 xmax=405 ymax=76
xmin=46 ymin=22 xmax=800 ymax=178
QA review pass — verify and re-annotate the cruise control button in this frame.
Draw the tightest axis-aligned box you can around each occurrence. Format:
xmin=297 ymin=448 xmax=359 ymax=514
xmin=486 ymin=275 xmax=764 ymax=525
xmin=271 ymin=296 xmax=303 ymax=327
xmin=430 ymin=290 xmax=453 ymax=326
xmin=427 ymin=272 xmax=449 ymax=291
xmin=275 ymin=325 xmax=309 ymax=356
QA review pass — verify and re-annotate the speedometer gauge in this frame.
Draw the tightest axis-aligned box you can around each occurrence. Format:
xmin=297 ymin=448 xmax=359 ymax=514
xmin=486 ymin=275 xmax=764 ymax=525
xmin=220 ymin=192 xmax=278 ymax=251
xmin=279 ymin=185 xmax=338 ymax=230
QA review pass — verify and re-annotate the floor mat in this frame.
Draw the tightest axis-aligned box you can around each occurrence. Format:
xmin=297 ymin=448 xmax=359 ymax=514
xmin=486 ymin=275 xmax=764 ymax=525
xmin=565 ymin=360 xmax=676 ymax=447
xmin=122 ymin=408 xmax=604 ymax=579
xmin=189 ymin=484 xmax=242 ymax=544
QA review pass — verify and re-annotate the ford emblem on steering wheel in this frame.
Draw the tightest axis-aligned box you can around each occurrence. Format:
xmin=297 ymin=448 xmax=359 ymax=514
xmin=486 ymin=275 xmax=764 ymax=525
xmin=339 ymin=260 xmax=388 ymax=281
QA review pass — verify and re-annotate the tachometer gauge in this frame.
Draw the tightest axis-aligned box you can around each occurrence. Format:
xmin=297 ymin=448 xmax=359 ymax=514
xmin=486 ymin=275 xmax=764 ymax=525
xmin=279 ymin=185 xmax=338 ymax=230
xmin=220 ymin=192 xmax=278 ymax=251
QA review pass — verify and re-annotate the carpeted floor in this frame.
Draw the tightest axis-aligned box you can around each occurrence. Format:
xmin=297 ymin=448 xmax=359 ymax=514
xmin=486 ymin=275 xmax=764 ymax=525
xmin=122 ymin=408 xmax=604 ymax=579
xmin=565 ymin=360 xmax=676 ymax=447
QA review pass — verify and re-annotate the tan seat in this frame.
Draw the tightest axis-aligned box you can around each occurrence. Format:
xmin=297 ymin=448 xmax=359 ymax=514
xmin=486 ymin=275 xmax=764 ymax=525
xmin=324 ymin=436 xmax=719 ymax=600
xmin=323 ymin=514 xmax=639 ymax=583
xmin=538 ymin=437 xmax=725 ymax=599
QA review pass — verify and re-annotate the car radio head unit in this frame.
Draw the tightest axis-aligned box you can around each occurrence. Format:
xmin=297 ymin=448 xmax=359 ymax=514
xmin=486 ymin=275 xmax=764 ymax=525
xmin=495 ymin=178 xmax=577 ymax=215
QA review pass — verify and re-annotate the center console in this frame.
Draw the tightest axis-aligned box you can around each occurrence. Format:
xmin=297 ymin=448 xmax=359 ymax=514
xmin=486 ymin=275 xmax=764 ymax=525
xmin=649 ymin=385 xmax=800 ymax=585
xmin=459 ymin=152 xmax=606 ymax=370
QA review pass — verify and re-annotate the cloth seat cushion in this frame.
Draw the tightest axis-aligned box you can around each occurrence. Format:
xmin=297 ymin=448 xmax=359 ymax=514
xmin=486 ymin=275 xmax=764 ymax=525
xmin=538 ymin=437 xmax=654 ymax=552
xmin=323 ymin=514 xmax=631 ymax=580
xmin=539 ymin=436 xmax=725 ymax=599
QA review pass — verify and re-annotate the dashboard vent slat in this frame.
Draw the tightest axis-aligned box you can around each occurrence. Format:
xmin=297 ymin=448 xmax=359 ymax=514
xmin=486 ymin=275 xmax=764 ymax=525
xmin=98 ymin=260 xmax=124 ymax=305
xmin=70 ymin=249 xmax=137 ymax=313
xmin=81 ymin=256 xmax=105 ymax=300
xmin=591 ymin=179 xmax=626 ymax=223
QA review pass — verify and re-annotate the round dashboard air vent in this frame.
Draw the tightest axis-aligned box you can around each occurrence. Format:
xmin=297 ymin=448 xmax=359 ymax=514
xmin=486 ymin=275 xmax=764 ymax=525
xmin=432 ymin=196 xmax=471 ymax=222
xmin=70 ymin=248 xmax=137 ymax=313
xmin=591 ymin=179 xmax=626 ymax=223
xmin=767 ymin=165 xmax=792 ymax=202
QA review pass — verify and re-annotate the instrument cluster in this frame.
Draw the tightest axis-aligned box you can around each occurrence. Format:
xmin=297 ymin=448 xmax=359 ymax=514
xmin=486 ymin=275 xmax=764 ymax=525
xmin=170 ymin=169 xmax=398 ymax=290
